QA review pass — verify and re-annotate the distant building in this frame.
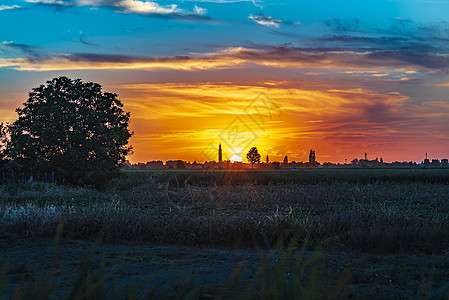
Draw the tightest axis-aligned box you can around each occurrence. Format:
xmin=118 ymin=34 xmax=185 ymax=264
xmin=352 ymin=156 xmax=382 ymax=167
xmin=218 ymin=143 xmax=223 ymax=163
xmin=442 ymin=159 xmax=448 ymax=167
xmin=431 ymin=159 xmax=440 ymax=166
xmin=266 ymin=155 xmax=269 ymax=164
xmin=283 ymin=156 xmax=288 ymax=164
xmin=309 ymin=150 xmax=316 ymax=164
xmin=423 ymin=152 xmax=430 ymax=166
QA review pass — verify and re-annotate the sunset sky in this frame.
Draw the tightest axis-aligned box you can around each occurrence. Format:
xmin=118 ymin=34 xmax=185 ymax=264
xmin=1 ymin=0 xmax=449 ymax=163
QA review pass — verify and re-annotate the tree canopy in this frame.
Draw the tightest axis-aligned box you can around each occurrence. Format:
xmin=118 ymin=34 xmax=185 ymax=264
xmin=246 ymin=147 xmax=261 ymax=168
xmin=6 ymin=76 xmax=133 ymax=186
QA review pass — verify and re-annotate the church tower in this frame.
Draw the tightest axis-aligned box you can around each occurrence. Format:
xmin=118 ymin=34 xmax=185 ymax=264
xmin=218 ymin=143 xmax=222 ymax=163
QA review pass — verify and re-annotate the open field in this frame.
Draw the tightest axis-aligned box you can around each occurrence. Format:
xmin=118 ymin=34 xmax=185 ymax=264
xmin=2 ymin=237 xmax=449 ymax=299
xmin=2 ymin=168 xmax=449 ymax=298
xmin=2 ymin=168 xmax=449 ymax=252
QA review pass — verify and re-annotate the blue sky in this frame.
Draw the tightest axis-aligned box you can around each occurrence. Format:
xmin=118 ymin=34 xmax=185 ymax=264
xmin=1 ymin=0 xmax=449 ymax=163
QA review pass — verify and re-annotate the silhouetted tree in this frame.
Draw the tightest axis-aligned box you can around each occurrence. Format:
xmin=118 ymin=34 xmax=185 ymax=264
xmin=272 ymin=161 xmax=281 ymax=169
xmin=246 ymin=147 xmax=261 ymax=168
xmin=1 ymin=123 xmax=20 ymax=176
xmin=176 ymin=160 xmax=186 ymax=169
xmin=266 ymin=155 xmax=269 ymax=164
xmin=6 ymin=77 xmax=133 ymax=187
xmin=0 ymin=123 xmax=6 ymax=162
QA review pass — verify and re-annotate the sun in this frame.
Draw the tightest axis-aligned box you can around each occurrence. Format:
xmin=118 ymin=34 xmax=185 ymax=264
xmin=230 ymin=155 xmax=243 ymax=163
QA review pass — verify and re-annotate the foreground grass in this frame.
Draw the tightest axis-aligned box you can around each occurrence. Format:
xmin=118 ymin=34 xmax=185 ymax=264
xmin=2 ymin=169 xmax=449 ymax=298
xmin=1 ymin=169 xmax=449 ymax=253
xmin=2 ymin=237 xmax=449 ymax=299
xmin=111 ymin=168 xmax=449 ymax=189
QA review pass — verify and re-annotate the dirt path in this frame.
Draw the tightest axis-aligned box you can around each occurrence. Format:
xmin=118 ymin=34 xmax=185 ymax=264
xmin=2 ymin=236 xmax=449 ymax=298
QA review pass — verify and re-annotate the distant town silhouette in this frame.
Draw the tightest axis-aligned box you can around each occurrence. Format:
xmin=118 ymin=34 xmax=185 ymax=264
xmin=124 ymin=145 xmax=449 ymax=170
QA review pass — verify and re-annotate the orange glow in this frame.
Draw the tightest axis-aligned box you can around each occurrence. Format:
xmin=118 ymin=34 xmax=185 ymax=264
xmin=108 ymin=80 xmax=447 ymax=164
xmin=0 ymin=47 xmax=426 ymax=72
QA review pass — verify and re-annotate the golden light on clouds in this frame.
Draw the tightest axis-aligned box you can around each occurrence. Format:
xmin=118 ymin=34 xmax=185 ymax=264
xmin=0 ymin=56 xmax=246 ymax=72
xmin=113 ymin=80 xmax=425 ymax=164
xmin=0 ymin=46 xmax=433 ymax=73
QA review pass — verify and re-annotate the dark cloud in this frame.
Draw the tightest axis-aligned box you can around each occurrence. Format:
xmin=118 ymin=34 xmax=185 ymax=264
xmin=314 ymin=35 xmax=442 ymax=53
xmin=325 ymin=18 xmax=360 ymax=32
xmin=390 ymin=18 xmax=449 ymax=39
xmin=139 ymin=12 xmax=213 ymax=22
xmin=0 ymin=42 xmax=49 ymax=59
xmin=3 ymin=41 xmax=449 ymax=71
xmin=266 ymin=18 xmax=449 ymax=56
xmin=79 ymin=35 xmax=98 ymax=47
xmin=361 ymin=102 xmax=404 ymax=124
xmin=365 ymin=50 xmax=449 ymax=69
xmin=211 ymin=46 xmax=449 ymax=70
xmin=60 ymin=53 xmax=193 ymax=63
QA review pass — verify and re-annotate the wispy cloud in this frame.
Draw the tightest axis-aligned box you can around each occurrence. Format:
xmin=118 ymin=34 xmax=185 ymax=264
xmin=103 ymin=0 xmax=181 ymax=14
xmin=185 ymin=0 xmax=262 ymax=8
xmin=434 ymin=82 xmax=449 ymax=87
xmin=24 ymin=0 xmax=210 ymax=18
xmin=249 ymin=14 xmax=283 ymax=28
xmin=325 ymin=18 xmax=360 ymax=32
xmin=25 ymin=0 xmax=69 ymax=4
xmin=0 ymin=41 xmax=48 ymax=59
xmin=0 ymin=5 xmax=21 ymax=10
xmin=267 ymin=18 xmax=449 ymax=56
xmin=79 ymin=31 xmax=98 ymax=47
xmin=2 ymin=43 xmax=449 ymax=72
xmin=193 ymin=5 xmax=207 ymax=15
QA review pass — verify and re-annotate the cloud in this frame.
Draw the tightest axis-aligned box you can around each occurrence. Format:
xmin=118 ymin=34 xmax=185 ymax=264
xmin=0 ymin=5 xmax=21 ymax=10
xmin=325 ymin=18 xmax=360 ymax=32
xmin=24 ymin=0 xmax=210 ymax=18
xmin=117 ymin=80 xmax=442 ymax=163
xmin=187 ymin=0 xmax=262 ymax=8
xmin=94 ymin=0 xmax=181 ymax=14
xmin=209 ymin=46 xmax=449 ymax=70
xmin=79 ymin=32 xmax=98 ymax=47
xmin=248 ymin=14 xmax=283 ymax=28
xmin=193 ymin=5 xmax=207 ymax=15
xmin=25 ymin=0 xmax=69 ymax=4
xmin=0 ymin=41 xmax=48 ymax=59
xmin=434 ymin=82 xmax=449 ymax=87
xmin=267 ymin=18 xmax=449 ymax=56
xmin=2 ymin=41 xmax=449 ymax=72
xmin=364 ymin=50 xmax=449 ymax=69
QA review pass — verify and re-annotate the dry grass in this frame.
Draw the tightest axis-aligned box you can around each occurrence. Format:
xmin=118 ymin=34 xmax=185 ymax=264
xmin=1 ymin=169 xmax=449 ymax=253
